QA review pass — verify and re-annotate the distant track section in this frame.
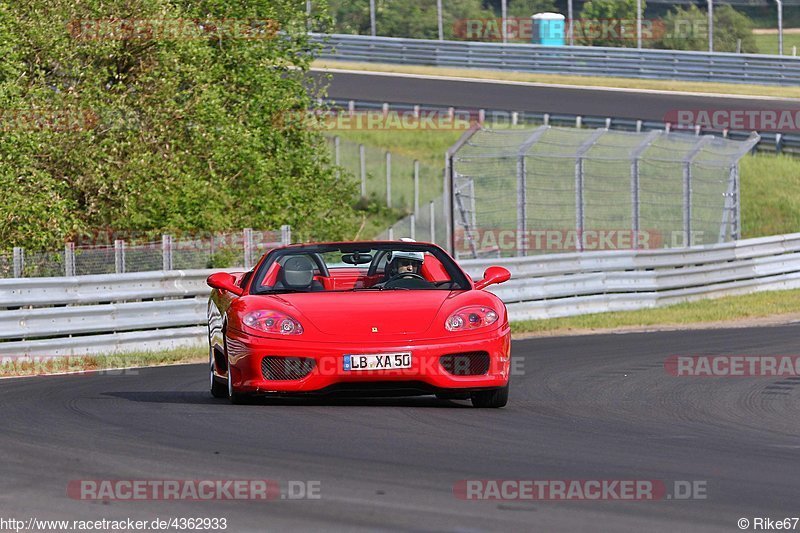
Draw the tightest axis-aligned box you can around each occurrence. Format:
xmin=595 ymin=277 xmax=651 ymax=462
xmin=311 ymin=69 xmax=800 ymax=123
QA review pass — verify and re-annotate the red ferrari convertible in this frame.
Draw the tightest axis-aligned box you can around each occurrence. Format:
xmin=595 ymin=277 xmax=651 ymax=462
xmin=206 ymin=241 xmax=512 ymax=407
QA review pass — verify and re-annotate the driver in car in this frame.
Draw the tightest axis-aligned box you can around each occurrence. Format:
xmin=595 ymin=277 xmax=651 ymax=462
xmin=388 ymin=250 xmax=424 ymax=277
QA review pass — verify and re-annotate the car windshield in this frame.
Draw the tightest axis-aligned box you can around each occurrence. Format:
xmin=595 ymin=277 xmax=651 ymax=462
xmin=250 ymin=243 xmax=470 ymax=294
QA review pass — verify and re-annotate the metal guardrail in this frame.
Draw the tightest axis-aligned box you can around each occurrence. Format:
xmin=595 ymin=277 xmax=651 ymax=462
xmin=3 ymin=232 xmax=800 ymax=356
xmin=461 ymin=232 xmax=800 ymax=320
xmin=312 ymin=33 xmax=800 ymax=86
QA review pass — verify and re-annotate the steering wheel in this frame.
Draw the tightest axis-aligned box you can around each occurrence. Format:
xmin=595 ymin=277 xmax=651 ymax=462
xmin=383 ymin=272 xmax=429 ymax=288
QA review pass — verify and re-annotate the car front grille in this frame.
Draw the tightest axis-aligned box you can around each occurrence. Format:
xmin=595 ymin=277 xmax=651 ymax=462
xmin=439 ymin=352 xmax=490 ymax=376
xmin=261 ymin=356 xmax=316 ymax=381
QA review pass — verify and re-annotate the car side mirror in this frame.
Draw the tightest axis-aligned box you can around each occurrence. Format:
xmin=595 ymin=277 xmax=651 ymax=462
xmin=207 ymin=272 xmax=244 ymax=296
xmin=474 ymin=266 xmax=511 ymax=290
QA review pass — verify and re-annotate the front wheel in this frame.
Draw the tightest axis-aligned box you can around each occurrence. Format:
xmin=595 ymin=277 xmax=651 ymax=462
xmin=227 ymin=366 xmax=249 ymax=405
xmin=470 ymin=384 xmax=509 ymax=408
xmin=210 ymin=345 xmax=227 ymax=399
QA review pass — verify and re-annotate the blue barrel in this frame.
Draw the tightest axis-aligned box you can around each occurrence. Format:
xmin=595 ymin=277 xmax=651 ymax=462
xmin=532 ymin=13 xmax=565 ymax=46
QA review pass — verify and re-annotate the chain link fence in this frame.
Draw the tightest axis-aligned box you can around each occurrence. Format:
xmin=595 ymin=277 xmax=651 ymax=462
xmin=453 ymin=126 xmax=759 ymax=257
xmin=0 ymin=227 xmax=290 ymax=279
xmin=381 ymin=125 xmax=759 ymax=259
xmin=327 ymin=134 xmax=445 ymax=214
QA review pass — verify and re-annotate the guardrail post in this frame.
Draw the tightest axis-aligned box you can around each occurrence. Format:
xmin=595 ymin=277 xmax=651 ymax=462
xmin=543 ymin=113 xmax=550 ymax=126
xmin=162 ymin=234 xmax=173 ymax=271
xmin=385 ymin=151 xmax=392 ymax=207
xmin=734 ymin=166 xmax=742 ymax=240
xmin=636 ymin=120 xmax=642 ymax=133
xmin=281 ymin=225 xmax=292 ymax=245
xmin=410 ymin=214 xmax=416 ymax=240
xmin=413 ymin=104 xmax=420 ymax=118
xmin=388 ymin=225 xmax=394 ymax=240
xmin=511 ymin=111 xmax=518 ymax=126
xmin=114 ymin=240 xmax=126 ymax=274
xmin=359 ymin=144 xmax=366 ymax=198
xmin=243 ymin=228 xmax=254 ymax=269
xmin=382 ymin=102 xmax=389 ymax=118
xmin=413 ymin=160 xmax=420 ymax=217
xmin=776 ymin=133 xmax=783 ymax=154
xmin=13 ymin=247 xmax=24 ymax=278
xmin=348 ymin=100 xmax=355 ymax=116
xmin=576 ymin=116 xmax=582 ymax=128
xmin=64 ymin=242 xmax=75 ymax=277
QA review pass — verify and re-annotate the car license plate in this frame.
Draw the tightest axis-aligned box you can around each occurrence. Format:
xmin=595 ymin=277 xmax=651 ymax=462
xmin=343 ymin=352 xmax=411 ymax=371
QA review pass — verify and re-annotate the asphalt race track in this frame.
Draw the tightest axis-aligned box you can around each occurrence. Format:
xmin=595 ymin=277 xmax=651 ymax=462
xmin=2 ymin=325 xmax=799 ymax=531
xmin=311 ymin=69 xmax=800 ymax=122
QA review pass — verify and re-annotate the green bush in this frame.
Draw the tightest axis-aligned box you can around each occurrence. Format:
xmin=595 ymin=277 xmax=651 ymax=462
xmin=0 ymin=0 xmax=358 ymax=249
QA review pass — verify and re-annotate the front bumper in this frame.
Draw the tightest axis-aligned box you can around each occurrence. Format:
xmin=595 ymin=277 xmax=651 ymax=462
xmin=224 ymin=327 xmax=511 ymax=395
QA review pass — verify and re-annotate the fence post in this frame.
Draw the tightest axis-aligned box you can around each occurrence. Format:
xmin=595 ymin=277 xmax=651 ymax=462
xmin=13 ymin=247 xmax=24 ymax=278
xmin=114 ymin=240 xmax=126 ymax=274
xmin=574 ymin=129 xmax=606 ymax=252
xmin=683 ymin=136 xmax=713 ymax=246
xmin=162 ymin=234 xmax=173 ymax=271
xmin=359 ymin=144 xmax=366 ymax=198
xmin=334 ymin=136 xmax=341 ymax=178
xmin=281 ymin=225 xmax=292 ymax=245
xmin=430 ymin=201 xmax=436 ymax=244
xmin=410 ymin=214 xmax=416 ymax=240
xmin=64 ymin=242 xmax=76 ymax=277
xmin=413 ymin=160 xmax=420 ymax=217
xmin=631 ymin=130 xmax=660 ymax=249
xmin=388 ymin=225 xmax=394 ymax=240
xmin=385 ymin=151 xmax=392 ymax=207
xmin=243 ymin=228 xmax=254 ymax=269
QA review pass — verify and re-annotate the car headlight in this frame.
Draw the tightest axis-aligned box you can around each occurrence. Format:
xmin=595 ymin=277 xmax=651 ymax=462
xmin=445 ymin=306 xmax=499 ymax=332
xmin=243 ymin=310 xmax=304 ymax=335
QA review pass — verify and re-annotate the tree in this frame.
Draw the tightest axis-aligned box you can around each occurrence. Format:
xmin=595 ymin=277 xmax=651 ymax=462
xmin=655 ymin=4 xmax=757 ymax=53
xmin=577 ymin=0 xmax=641 ymax=47
xmin=0 ymin=0 xmax=357 ymax=249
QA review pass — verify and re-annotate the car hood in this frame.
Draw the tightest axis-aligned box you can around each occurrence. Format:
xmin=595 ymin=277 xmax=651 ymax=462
xmin=273 ymin=291 xmax=453 ymax=336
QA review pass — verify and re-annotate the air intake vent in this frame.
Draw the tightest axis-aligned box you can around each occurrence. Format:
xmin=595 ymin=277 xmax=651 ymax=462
xmin=261 ymin=356 xmax=315 ymax=380
xmin=439 ymin=352 xmax=490 ymax=376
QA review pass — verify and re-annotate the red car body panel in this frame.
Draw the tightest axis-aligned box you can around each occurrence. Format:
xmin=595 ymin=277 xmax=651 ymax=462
xmin=207 ymin=241 xmax=511 ymax=398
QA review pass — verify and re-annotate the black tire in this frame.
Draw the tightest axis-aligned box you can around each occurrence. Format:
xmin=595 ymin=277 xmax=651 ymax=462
xmin=209 ymin=341 xmax=227 ymax=398
xmin=227 ymin=367 xmax=249 ymax=405
xmin=470 ymin=384 xmax=509 ymax=408
xmin=210 ymin=369 xmax=227 ymax=399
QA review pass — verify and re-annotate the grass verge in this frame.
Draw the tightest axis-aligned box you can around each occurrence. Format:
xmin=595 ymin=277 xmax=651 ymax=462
xmin=511 ymin=288 xmax=800 ymax=336
xmin=314 ymin=60 xmax=800 ymax=99
xmin=0 ymin=347 xmax=205 ymax=378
